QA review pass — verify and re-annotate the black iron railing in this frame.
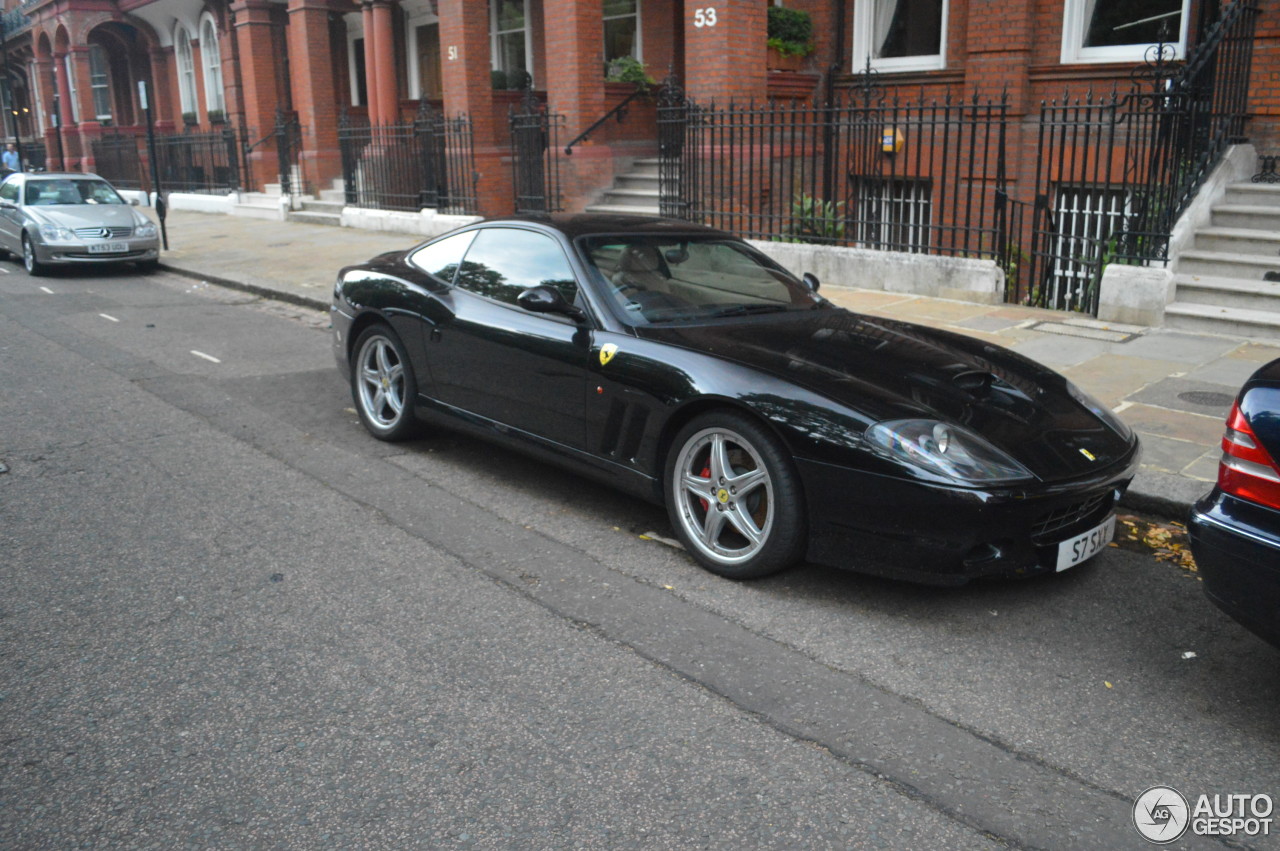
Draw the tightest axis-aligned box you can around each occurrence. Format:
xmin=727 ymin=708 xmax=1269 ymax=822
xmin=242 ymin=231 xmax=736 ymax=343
xmin=153 ymin=128 xmax=240 ymax=194
xmin=563 ymin=86 xmax=648 ymax=156
xmin=338 ymin=102 xmax=478 ymax=215
xmin=510 ymin=92 xmax=564 ymax=214
xmin=90 ymin=132 xmax=145 ymax=189
xmin=1011 ymin=0 xmax=1261 ymax=312
xmin=659 ymin=84 xmax=1010 ymax=260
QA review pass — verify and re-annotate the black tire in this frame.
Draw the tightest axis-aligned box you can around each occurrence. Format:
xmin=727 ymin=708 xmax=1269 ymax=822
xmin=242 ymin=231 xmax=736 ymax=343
xmin=349 ymin=324 xmax=423 ymax=441
xmin=136 ymin=259 xmax=160 ymax=273
xmin=22 ymin=233 xmax=45 ymax=276
xmin=665 ymin=410 xmax=807 ymax=579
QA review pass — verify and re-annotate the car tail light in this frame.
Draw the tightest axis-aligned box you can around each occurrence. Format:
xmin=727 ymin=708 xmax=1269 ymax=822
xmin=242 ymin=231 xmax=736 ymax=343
xmin=1218 ymin=400 xmax=1280 ymax=510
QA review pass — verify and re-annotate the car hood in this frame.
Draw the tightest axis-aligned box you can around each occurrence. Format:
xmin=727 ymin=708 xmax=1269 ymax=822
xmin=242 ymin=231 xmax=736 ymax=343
xmin=637 ymin=309 xmax=1135 ymax=482
xmin=26 ymin=205 xmax=144 ymax=229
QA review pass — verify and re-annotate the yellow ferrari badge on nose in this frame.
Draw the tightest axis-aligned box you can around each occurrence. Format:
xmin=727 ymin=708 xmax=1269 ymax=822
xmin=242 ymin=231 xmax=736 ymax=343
xmin=599 ymin=343 xmax=618 ymax=367
xmin=1079 ymin=448 xmax=1096 ymax=461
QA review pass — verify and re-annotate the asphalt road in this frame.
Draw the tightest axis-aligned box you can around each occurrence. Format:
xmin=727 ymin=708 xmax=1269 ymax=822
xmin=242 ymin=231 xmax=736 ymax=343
xmin=1 ymin=265 xmax=1277 ymax=850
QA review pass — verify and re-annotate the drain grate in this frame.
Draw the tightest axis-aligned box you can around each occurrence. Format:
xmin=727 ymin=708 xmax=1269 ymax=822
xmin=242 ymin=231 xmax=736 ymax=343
xmin=1177 ymin=391 xmax=1235 ymax=408
xmin=1028 ymin=321 xmax=1142 ymax=343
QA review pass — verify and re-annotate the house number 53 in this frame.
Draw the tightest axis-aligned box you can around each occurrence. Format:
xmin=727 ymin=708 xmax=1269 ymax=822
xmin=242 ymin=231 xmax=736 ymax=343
xmin=693 ymin=7 xmax=717 ymax=27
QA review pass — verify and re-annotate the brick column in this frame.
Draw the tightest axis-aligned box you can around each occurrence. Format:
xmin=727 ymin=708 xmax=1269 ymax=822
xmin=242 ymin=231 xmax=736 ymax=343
xmin=287 ymin=0 xmax=343 ymax=189
xmin=542 ymin=0 xmax=605 ymax=138
xmin=370 ymin=0 xmax=397 ymax=123
xmin=52 ymin=51 xmax=81 ymax=168
xmin=32 ymin=58 xmax=61 ymax=170
xmin=684 ymin=1 xmax=767 ymax=104
xmin=232 ymin=0 xmax=287 ymax=190
xmin=68 ymin=46 xmax=104 ymax=173
xmin=438 ymin=0 xmax=510 ymax=215
xmin=361 ymin=1 xmax=380 ymax=122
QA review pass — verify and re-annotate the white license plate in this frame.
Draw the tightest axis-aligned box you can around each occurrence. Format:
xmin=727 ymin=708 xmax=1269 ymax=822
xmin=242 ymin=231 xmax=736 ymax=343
xmin=1055 ymin=514 xmax=1116 ymax=571
xmin=87 ymin=242 xmax=128 ymax=254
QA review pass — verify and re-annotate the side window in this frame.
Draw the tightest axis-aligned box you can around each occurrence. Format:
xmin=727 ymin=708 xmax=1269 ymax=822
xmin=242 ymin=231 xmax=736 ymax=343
xmin=408 ymin=230 xmax=477 ymax=285
xmin=454 ymin=228 xmax=578 ymax=308
xmin=0 ymin=181 xmax=18 ymax=203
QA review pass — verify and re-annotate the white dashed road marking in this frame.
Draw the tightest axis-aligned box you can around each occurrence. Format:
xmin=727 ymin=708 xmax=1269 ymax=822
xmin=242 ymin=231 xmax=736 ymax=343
xmin=39 ymin=286 xmax=53 ymax=294
xmin=190 ymin=350 xmax=221 ymax=363
xmin=99 ymin=313 xmax=119 ymax=322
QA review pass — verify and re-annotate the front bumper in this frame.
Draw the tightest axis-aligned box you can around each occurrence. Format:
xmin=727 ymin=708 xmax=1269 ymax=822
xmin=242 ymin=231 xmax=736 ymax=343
xmin=37 ymin=239 xmax=160 ymax=264
xmin=1189 ymin=489 xmax=1280 ymax=649
xmin=798 ymin=450 xmax=1139 ymax=584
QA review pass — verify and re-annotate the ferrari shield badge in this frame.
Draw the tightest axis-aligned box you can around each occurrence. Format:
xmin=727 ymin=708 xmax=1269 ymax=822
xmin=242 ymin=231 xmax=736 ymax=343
xmin=599 ymin=343 xmax=618 ymax=367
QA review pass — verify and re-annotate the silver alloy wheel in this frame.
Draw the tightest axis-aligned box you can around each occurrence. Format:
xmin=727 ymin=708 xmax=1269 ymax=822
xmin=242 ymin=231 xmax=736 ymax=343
xmin=672 ymin=426 xmax=775 ymax=566
xmin=22 ymin=235 xmax=35 ymax=273
xmin=355 ymin=333 xmax=407 ymax=430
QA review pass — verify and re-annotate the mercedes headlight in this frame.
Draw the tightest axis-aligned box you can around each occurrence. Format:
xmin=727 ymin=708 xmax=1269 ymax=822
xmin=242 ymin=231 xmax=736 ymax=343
xmin=135 ymin=222 xmax=158 ymax=238
xmin=39 ymin=224 xmax=75 ymax=242
xmin=865 ymin=419 xmax=1034 ymax=484
xmin=1066 ymin=381 xmax=1133 ymax=440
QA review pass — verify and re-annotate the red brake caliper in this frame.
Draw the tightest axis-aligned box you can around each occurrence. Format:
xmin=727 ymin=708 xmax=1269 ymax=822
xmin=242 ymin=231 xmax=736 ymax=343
xmin=698 ymin=463 xmax=711 ymax=511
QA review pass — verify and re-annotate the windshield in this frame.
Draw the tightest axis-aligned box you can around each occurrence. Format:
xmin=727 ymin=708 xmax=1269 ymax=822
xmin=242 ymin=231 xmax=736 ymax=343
xmin=580 ymin=235 xmax=821 ymax=324
xmin=25 ymin=179 xmax=126 ymax=206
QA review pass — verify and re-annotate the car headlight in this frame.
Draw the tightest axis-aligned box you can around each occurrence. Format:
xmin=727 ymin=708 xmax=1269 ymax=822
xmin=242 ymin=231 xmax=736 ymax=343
xmin=1066 ymin=381 xmax=1133 ymax=440
xmin=135 ymin=222 xmax=158 ymax=239
xmin=864 ymin=419 xmax=1034 ymax=484
xmin=39 ymin=224 xmax=75 ymax=242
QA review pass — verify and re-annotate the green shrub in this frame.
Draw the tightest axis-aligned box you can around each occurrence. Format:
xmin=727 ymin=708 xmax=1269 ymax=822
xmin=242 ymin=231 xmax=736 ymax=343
xmin=767 ymin=7 xmax=815 ymax=57
xmin=788 ymin=194 xmax=845 ymax=244
xmin=605 ymin=56 xmax=655 ymax=87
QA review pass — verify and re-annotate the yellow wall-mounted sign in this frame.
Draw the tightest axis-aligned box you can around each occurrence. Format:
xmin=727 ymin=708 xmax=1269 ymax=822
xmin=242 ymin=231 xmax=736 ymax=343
xmin=882 ymin=126 xmax=905 ymax=154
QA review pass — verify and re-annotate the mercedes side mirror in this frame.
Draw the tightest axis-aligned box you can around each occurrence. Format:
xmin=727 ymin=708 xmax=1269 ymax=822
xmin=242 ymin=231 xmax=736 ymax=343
xmin=517 ymin=285 xmax=587 ymax=322
xmin=802 ymin=272 xmax=821 ymax=293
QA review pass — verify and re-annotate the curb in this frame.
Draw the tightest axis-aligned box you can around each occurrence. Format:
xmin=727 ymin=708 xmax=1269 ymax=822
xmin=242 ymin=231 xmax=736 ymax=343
xmin=159 ymin=259 xmax=1202 ymax=524
xmin=159 ymin=261 xmax=330 ymax=312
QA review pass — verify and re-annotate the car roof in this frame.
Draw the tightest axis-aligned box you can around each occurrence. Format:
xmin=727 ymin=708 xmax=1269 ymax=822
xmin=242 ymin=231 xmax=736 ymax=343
xmin=484 ymin=213 xmax=736 ymax=241
xmin=23 ymin=172 xmax=108 ymax=181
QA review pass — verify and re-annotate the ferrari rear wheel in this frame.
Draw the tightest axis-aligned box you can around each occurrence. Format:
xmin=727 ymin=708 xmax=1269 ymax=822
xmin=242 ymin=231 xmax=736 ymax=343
xmin=666 ymin=412 xmax=806 ymax=579
xmin=351 ymin=324 xmax=421 ymax=442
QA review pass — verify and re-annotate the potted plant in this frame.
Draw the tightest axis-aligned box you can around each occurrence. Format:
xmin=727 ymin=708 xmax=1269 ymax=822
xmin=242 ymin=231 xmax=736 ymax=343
xmin=604 ymin=56 xmax=655 ymax=90
xmin=181 ymin=111 xmax=198 ymax=126
xmin=767 ymin=6 xmax=814 ymax=72
xmin=207 ymin=109 xmax=225 ymax=125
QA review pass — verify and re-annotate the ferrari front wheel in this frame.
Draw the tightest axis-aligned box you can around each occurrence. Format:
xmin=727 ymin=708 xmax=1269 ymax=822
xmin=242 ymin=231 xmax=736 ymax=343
xmin=351 ymin=324 xmax=422 ymax=441
xmin=666 ymin=412 xmax=806 ymax=579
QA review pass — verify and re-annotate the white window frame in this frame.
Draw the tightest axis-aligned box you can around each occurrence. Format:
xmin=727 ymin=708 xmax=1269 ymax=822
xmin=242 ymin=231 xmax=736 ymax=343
xmin=853 ymin=177 xmax=934 ymax=252
xmin=88 ymin=43 xmax=111 ymax=122
xmin=345 ymin=14 xmax=364 ymax=107
xmin=199 ymin=14 xmax=225 ymax=115
xmin=1061 ymin=0 xmax=1191 ymax=65
xmin=30 ymin=63 xmax=44 ymax=134
xmin=64 ymin=54 xmax=80 ymax=124
xmin=489 ymin=0 xmax=533 ymax=80
xmin=603 ymin=0 xmax=642 ymax=64
xmin=852 ymin=0 xmax=948 ymax=74
xmin=174 ymin=25 xmax=198 ymax=116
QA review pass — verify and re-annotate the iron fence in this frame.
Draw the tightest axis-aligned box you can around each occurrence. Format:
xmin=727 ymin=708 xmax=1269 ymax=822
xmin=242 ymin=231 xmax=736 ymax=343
xmin=90 ymin=132 xmax=145 ymax=189
xmin=510 ymin=93 xmax=564 ymax=214
xmin=338 ymin=103 xmax=478 ymax=214
xmin=658 ymin=84 xmax=1010 ymax=262
xmin=153 ymin=128 xmax=240 ymax=194
xmin=1014 ymin=0 xmax=1260 ymax=312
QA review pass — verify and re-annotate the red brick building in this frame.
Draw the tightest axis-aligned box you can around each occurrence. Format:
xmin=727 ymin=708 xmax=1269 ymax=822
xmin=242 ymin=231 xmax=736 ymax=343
xmin=0 ymin=0 xmax=1272 ymax=307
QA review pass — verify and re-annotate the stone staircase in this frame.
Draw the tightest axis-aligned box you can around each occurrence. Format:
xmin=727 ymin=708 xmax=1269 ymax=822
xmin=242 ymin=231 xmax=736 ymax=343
xmin=1168 ymin=181 xmax=1280 ymax=339
xmin=287 ymin=180 xmax=346 ymax=226
xmin=584 ymin=158 xmax=661 ymax=216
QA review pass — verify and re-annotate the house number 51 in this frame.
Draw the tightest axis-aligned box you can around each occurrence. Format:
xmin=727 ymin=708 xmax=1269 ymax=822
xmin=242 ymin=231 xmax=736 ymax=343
xmin=694 ymin=7 xmax=717 ymax=27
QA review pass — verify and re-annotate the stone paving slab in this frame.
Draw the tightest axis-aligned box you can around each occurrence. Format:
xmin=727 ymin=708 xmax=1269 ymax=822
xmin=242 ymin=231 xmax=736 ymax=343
xmin=149 ymin=210 xmax=1279 ymax=519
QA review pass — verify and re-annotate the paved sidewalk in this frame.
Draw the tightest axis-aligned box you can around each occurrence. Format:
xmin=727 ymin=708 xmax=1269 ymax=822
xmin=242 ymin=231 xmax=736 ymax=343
xmin=157 ymin=209 xmax=1277 ymax=520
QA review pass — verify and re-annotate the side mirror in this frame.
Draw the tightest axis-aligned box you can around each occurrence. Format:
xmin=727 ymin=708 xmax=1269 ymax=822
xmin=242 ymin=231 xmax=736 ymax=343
xmin=802 ymin=272 xmax=821 ymax=293
xmin=517 ymin=284 xmax=587 ymax=322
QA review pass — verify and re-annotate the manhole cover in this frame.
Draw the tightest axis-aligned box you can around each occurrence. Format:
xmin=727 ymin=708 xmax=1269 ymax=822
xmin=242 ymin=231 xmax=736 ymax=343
xmin=1177 ymin=391 xmax=1234 ymax=407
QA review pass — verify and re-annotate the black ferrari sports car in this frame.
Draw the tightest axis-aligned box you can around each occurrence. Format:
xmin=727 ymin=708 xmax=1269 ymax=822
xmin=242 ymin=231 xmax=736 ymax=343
xmin=1189 ymin=359 xmax=1280 ymax=648
xmin=330 ymin=214 xmax=1140 ymax=583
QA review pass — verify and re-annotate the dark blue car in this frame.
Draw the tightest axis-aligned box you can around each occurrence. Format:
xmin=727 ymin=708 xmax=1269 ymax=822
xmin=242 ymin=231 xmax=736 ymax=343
xmin=1189 ymin=358 xmax=1280 ymax=649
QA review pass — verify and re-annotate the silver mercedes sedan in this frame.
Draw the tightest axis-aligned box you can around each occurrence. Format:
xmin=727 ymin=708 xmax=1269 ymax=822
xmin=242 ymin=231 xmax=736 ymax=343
xmin=0 ymin=172 xmax=161 ymax=275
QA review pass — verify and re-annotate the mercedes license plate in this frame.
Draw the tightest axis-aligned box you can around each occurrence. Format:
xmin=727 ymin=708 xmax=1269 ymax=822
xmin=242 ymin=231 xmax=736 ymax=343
xmin=1055 ymin=514 xmax=1116 ymax=571
xmin=87 ymin=242 xmax=128 ymax=254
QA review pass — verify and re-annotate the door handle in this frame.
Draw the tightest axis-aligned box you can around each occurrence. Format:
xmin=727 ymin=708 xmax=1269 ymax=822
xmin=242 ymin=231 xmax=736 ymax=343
xmin=429 ymin=327 xmax=442 ymax=342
